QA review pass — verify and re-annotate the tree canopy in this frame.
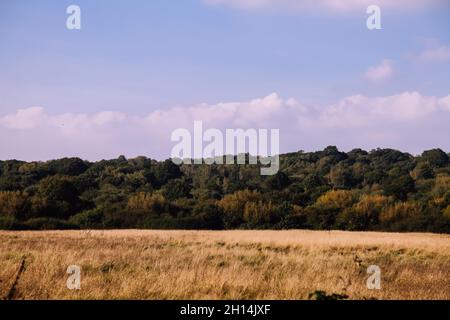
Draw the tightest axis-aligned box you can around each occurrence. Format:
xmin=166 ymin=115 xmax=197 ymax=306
xmin=0 ymin=147 xmax=449 ymax=233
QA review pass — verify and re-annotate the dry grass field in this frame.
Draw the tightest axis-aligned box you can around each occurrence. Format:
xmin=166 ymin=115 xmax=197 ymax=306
xmin=0 ymin=230 xmax=449 ymax=300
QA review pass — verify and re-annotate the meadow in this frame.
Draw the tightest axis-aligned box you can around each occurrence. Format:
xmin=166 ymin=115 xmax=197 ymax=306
xmin=0 ymin=230 xmax=449 ymax=300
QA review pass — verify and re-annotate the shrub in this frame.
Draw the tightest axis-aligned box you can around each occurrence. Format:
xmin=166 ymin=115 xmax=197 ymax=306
xmin=0 ymin=191 xmax=29 ymax=219
xmin=315 ymin=190 xmax=356 ymax=210
xmin=337 ymin=194 xmax=393 ymax=230
xmin=217 ymin=190 xmax=260 ymax=227
xmin=21 ymin=218 xmax=77 ymax=230
xmin=443 ymin=205 xmax=450 ymax=220
xmin=383 ymin=175 xmax=415 ymax=201
xmin=127 ymin=193 xmax=167 ymax=214
xmin=411 ymin=162 xmax=435 ymax=180
xmin=192 ymin=202 xmax=224 ymax=230
xmin=379 ymin=202 xmax=422 ymax=231
xmin=243 ymin=201 xmax=278 ymax=225
xmin=162 ymin=178 xmax=192 ymax=200
xmin=432 ymin=175 xmax=450 ymax=198
xmin=421 ymin=149 xmax=449 ymax=168
xmin=69 ymin=208 xmax=104 ymax=229
xmin=0 ymin=216 xmax=18 ymax=230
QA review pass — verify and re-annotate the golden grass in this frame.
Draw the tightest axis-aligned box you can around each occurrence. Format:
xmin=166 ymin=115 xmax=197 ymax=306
xmin=0 ymin=230 xmax=449 ymax=300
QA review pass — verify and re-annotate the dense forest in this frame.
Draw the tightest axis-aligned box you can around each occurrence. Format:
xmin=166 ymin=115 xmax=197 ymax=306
xmin=0 ymin=146 xmax=449 ymax=233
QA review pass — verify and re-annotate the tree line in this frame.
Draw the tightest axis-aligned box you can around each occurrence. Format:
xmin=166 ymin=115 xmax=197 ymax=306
xmin=0 ymin=147 xmax=449 ymax=233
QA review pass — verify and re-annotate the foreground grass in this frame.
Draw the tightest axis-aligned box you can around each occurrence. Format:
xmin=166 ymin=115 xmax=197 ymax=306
xmin=0 ymin=230 xmax=449 ymax=300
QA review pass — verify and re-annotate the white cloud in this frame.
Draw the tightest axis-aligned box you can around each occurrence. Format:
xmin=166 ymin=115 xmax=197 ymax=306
xmin=0 ymin=107 xmax=46 ymax=129
xmin=365 ymin=60 xmax=393 ymax=82
xmin=439 ymin=95 xmax=450 ymax=110
xmin=1 ymin=92 xmax=449 ymax=161
xmin=142 ymin=92 xmax=293 ymax=129
xmin=204 ymin=0 xmax=446 ymax=13
xmin=417 ymin=45 xmax=450 ymax=62
xmin=314 ymin=92 xmax=440 ymax=126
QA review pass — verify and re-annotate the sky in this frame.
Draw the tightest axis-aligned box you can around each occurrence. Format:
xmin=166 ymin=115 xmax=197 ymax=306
xmin=0 ymin=0 xmax=450 ymax=161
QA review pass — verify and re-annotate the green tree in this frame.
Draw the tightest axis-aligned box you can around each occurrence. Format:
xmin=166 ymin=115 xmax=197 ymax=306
xmin=0 ymin=191 xmax=29 ymax=219
xmin=383 ymin=175 xmax=415 ymax=201
xmin=421 ymin=149 xmax=449 ymax=168
xmin=37 ymin=175 xmax=82 ymax=218
xmin=162 ymin=178 xmax=192 ymax=200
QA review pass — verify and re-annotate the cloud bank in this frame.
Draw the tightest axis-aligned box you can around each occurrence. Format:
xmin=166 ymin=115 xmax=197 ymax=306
xmin=1 ymin=92 xmax=450 ymax=161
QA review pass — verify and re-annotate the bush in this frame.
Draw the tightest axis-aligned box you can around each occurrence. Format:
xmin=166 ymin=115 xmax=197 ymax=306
xmin=69 ymin=208 xmax=104 ymax=229
xmin=421 ymin=149 xmax=449 ymax=168
xmin=20 ymin=218 xmax=77 ymax=230
xmin=243 ymin=201 xmax=278 ymax=225
xmin=217 ymin=190 xmax=261 ymax=228
xmin=191 ymin=201 xmax=224 ymax=230
xmin=277 ymin=213 xmax=307 ymax=229
xmin=141 ymin=215 xmax=221 ymax=230
xmin=337 ymin=194 xmax=392 ymax=231
xmin=379 ymin=202 xmax=423 ymax=231
xmin=383 ymin=175 xmax=415 ymax=201
xmin=162 ymin=178 xmax=192 ymax=200
xmin=0 ymin=216 xmax=19 ymax=230
xmin=315 ymin=190 xmax=356 ymax=210
xmin=443 ymin=205 xmax=450 ymax=220
xmin=304 ymin=206 xmax=338 ymax=230
xmin=0 ymin=191 xmax=29 ymax=219
xmin=127 ymin=193 xmax=167 ymax=214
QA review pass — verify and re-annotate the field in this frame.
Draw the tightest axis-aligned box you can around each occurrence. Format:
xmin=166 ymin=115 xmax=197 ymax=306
xmin=0 ymin=230 xmax=449 ymax=300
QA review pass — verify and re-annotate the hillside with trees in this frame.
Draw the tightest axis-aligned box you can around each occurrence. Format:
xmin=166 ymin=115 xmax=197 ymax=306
xmin=0 ymin=147 xmax=449 ymax=233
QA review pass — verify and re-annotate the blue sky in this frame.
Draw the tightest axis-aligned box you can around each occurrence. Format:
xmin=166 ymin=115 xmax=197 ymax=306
xmin=0 ymin=0 xmax=450 ymax=160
